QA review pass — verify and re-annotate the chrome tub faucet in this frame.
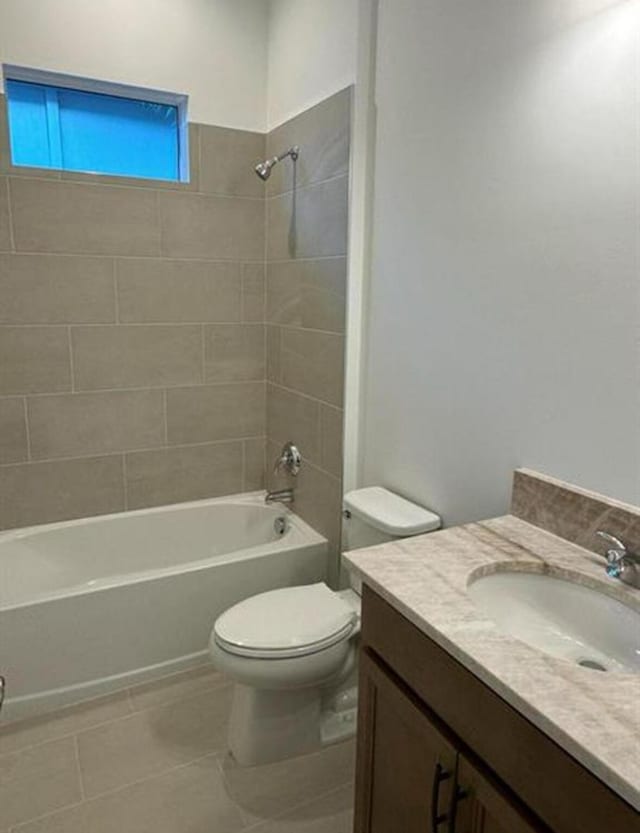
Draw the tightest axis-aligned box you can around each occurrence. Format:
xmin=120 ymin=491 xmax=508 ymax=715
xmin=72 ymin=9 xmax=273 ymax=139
xmin=265 ymin=488 xmax=294 ymax=505
xmin=265 ymin=442 xmax=301 ymax=505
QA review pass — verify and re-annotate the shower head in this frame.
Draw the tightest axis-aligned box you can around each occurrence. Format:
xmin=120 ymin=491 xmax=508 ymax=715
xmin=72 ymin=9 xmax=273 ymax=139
xmin=254 ymin=146 xmax=299 ymax=181
xmin=255 ymin=158 xmax=277 ymax=181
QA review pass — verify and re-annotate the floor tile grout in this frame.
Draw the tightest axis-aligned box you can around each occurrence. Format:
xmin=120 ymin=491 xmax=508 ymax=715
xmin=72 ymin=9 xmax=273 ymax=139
xmin=73 ymin=734 xmax=86 ymax=801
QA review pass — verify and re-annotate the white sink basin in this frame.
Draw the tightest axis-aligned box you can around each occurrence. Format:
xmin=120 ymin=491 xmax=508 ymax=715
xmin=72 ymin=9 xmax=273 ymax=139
xmin=467 ymin=570 xmax=640 ymax=674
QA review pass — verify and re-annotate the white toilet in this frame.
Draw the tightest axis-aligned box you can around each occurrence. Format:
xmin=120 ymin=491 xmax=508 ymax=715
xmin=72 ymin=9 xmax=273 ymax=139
xmin=209 ymin=487 xmax=441 ymax=765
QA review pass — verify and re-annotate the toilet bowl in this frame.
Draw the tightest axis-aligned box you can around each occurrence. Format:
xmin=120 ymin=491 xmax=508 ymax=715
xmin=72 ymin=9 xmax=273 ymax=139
xmin=209 ymin=487 xmax=440 ymax=766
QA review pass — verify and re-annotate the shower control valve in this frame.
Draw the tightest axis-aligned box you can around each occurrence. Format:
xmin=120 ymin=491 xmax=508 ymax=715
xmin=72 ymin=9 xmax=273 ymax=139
xmin=273 ymin=442 xmax=302 ymax=477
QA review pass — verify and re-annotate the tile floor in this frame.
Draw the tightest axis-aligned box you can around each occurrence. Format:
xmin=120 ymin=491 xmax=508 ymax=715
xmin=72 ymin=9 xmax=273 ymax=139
xmin=0 ymin=665 xmax=355 ymax=832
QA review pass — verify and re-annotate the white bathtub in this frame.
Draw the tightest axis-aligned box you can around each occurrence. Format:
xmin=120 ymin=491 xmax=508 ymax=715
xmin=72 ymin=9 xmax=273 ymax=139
xmin=0 ymin=493 xmax=328 ymax=723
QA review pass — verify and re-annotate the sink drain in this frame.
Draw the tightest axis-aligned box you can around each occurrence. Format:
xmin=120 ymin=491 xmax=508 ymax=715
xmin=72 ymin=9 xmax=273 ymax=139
xmin=577 ymin=658 xmax=607 ymax=672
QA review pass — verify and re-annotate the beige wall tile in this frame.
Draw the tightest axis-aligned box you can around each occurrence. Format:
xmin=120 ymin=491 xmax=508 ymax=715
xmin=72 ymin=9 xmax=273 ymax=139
xmin=0 ymin=327 xmax=71 ymax=395
xmin=242 ymin=262 xmax=266 ymax=322
xmin=0 ymin=397 xmax=27 ymax=463
xmin=10 ymin=178 xmax=160 ymax=255
xmin=266 ymin=175 xmax=348 ymax=261
xmin=116 ymin=258 xmax=241 ymax=323
xmin=204 ymin=323 xmax=265 ymax=382
xmin=293 ymin=459 xmax=343 ymax=547
xmin=267 ymin=383 xmax=321 ymax=465
xmin=72 ymin=325 xmax=202 ymax=391
xmin=0 ymin=254 xmax=115 ymax=324
xmin=0 ymin=691 xmax=132 ymax=757
xmin=0 ymin=177 xmax=11 ymax=250
xmin=200 ymin=125 xmax=265 ymax=197
xmin=76 ymin=688 xmax=232 ymax=797
xmin=0 ymin=736 xmax=82 ymax=828
xmin=222 ymin=738 xmax=355 ymax=825
xmin=0 ymin=455 xmax=125 ymax=530
xmin=266 ymin=87 xmax=351 ymax=197
xmin=166 ymin=382 xmax=265 ymax=445
xmin=158 ymin=192 xmax=264 ymax=260
xmin=266 ymin=257 xmax=346 ymax=332
xmin=319 ymin=404 xmax=344 ymax=479
xmin=279 ymin=328 xmax=344 ymax=407
xmin=125 ymin=441 xmax=242 ymax=509
xmin=244 ymin=437 xmax=266 ymax=490
xmin=14 ymin=754 xmax=245 ymax=833
xmin=28 ymin=390 xmax=165 ymax=460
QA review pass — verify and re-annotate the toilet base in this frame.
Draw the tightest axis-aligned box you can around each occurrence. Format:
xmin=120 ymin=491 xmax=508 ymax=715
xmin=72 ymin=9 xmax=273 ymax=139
xmin=228 ymin=681 xmax=358 ymax=767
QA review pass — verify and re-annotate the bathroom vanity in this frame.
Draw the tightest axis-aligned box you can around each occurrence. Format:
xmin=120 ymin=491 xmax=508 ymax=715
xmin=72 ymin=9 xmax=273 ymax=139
xmin=345 ymin=472 xmax=640 ymax=833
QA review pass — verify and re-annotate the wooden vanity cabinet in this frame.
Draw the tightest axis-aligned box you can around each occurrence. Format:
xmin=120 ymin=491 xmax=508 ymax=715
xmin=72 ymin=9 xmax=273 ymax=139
xmin=354 ymin=586 xmax=639 ymax=833
xmin=355 ymin=649 xmax=547 ymax=833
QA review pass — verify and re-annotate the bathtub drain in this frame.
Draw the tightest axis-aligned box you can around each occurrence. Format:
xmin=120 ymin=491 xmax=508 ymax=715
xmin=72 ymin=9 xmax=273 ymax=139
xmin=274 ymin=517 xmax=287 ymax=536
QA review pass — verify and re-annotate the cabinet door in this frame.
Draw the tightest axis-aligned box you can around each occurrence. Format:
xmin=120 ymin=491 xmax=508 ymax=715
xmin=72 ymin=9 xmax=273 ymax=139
xmin=452 ymin=754 xmax=550 ymax=833
xmin=354 ymin=649 xmax=458 ymax=833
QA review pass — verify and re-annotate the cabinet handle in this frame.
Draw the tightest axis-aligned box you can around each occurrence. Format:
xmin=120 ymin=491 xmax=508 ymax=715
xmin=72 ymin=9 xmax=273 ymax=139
xmin=430 ymin=762 xmax=452 ymax=832
xmin=447 ymin=785 xmax=469 ymax=833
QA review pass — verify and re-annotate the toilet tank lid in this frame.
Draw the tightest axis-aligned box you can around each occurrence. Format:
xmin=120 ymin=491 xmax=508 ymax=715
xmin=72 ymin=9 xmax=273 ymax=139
xmin=343 ymin=487 xmax=441 ymax=536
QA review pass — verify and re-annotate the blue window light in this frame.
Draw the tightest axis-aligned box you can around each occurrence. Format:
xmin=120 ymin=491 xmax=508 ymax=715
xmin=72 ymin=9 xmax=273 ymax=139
xmin=3 ymin=66 xmax=189 ymax=182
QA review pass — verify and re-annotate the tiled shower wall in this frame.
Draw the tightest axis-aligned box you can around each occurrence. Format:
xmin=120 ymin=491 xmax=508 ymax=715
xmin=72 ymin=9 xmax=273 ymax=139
xmin=0 ymin=94 xmax=267 ymax=530
xmin=265 ymin=89 xmax=350 ymax=573
xmin=0 ymin=88 xmax=350 ymax=548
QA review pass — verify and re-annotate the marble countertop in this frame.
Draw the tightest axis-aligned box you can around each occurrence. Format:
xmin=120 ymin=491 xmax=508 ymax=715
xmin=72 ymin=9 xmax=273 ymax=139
xmin=344 ymin=515 xmax=640 ymax=811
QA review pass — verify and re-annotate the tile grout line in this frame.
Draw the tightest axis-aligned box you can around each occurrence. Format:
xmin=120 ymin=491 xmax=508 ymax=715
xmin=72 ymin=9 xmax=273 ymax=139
xmin=0 ymin=378 xmax=267 ymax=401
xmin=0 ymin=434 xmax=268 ymax=469
xmin=112 ymin=259 xmax=119 ymax=323
xmin=200 ymin=323 xmax=206 ymax=384
xmin=5 ymin=171 xmax=267 ymax=202
xmin=121 ymin=454 xmax=128 ymax=511
xmin=22 ymin=396 xmax=31 ymax=462
xmin=267 ymin=379 xmax=344 ymax=411
xmin=0 ymin=321 xmax=270 ymax=328
xmin=0 ymin=249 xmax=345 ymax=265
xmin=67 ymin=326 xmax=75 ymax=392
xmin=162 ymin=388 xmax=169 ymax=446
xmin=5 ymin=177 xmax=16 ymax=253
xmin=264 ymin=169 xmax=350 ymax=202
xmin=73 ymin=734 xmax=86 ymax=802
xmin=241 ymin=439 xmax=247 ymax=492
xmin=154 ymin=188 xmax=163 ymax=258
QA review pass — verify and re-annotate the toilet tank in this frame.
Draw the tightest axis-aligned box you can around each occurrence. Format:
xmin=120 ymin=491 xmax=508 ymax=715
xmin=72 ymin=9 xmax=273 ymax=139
xmin=342 ymin=487 xmax=441 ymax=551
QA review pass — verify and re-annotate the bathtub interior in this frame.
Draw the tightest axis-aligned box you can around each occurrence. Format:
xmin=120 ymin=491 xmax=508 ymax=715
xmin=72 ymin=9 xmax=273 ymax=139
xmin=0 ymin=493 xmax=306 ymax=609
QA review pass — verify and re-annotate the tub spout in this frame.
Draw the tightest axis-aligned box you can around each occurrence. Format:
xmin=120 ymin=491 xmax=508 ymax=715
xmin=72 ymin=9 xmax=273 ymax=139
xmin=265 ymin=488 xmax=294 ymax=505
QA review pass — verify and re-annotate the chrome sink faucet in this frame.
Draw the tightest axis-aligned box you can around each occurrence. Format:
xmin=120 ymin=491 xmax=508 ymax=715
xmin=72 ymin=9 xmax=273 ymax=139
xmin=265 ymin=442 xmax=301 ymax=506
xmin=595 ymin=531 xmax=640 ymax=589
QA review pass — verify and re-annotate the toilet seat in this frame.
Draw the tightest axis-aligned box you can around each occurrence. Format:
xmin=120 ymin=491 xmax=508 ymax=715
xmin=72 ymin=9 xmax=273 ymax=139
xmin=214 ymin=583 xmax=358 ymax=660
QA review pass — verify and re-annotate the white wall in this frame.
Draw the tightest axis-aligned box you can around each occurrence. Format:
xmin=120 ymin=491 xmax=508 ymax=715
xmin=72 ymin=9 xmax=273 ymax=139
xmin=362 ymin=0 xmax=640 ymax=525
xmin=0 ymin=0 xmax=268 ymax=130
xmin=267 ymin=0 xmax=358 ymax=129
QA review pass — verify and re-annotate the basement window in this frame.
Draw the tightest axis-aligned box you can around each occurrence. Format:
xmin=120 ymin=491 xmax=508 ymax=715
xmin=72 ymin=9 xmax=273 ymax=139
xmin=2 ymin=66 xmax=189 ymax=182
